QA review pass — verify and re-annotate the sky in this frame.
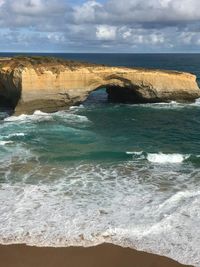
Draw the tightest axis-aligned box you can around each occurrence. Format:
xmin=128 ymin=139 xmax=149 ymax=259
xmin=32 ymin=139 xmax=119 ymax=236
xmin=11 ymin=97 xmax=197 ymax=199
xmin=0 ymin=0 xmax=200 ymax=53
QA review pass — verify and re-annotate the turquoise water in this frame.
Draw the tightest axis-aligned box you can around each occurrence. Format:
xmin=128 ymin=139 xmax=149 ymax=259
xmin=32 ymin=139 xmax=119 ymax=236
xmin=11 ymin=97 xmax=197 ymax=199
xmin=0 ymin=54 xmax=200 ymax=266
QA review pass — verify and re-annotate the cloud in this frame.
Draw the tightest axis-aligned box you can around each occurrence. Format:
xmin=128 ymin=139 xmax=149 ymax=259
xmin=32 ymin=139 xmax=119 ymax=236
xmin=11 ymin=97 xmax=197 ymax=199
xmin=73 ymin=1 xmax=102 ymax=23
xmin=10 ymin=0 xmax=47 ymax=15
xmin=9 ymin=0 xmax=68 ymax=16
xmin=68 ymin=0 xmax=200 ymax=27
xmin=96 ymin=25 xmax=116 ymax=40
xmin=0 ymin=0 xmax=200 ymax=52
xmin=0 ymin=0 xmax=69 ymax=28
xmin=100 ymin=0 xmax=200 ymax=24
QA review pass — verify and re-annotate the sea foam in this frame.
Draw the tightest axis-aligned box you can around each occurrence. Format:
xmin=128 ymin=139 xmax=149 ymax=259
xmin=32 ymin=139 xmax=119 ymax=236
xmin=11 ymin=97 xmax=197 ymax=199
xmin=126 ymin=151 xmax=143 ymax=155
xmin=6 ymin=133 xmax=25 ymax=138
xmin=4 ymin=110 xmax=90 ymax=126
xmin=0 ymin=162 xmax=199 ymax=266
xmin=126 ymin=151 xmax=190 ymax=164
xmin=0 ymin=141 xmax=13 ymax=146
xmin=4 ymin=111 xmax=53 ymax=123
xmin=147 ymin=153 xmax=190 ymax=163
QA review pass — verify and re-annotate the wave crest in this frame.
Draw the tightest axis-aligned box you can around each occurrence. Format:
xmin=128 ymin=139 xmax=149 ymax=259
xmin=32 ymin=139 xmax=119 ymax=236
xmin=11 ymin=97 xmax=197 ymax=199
xmin=147 ymin=153 xmax=190 ymax=164
xmin=0 ymin=141 xmax=13 ymax=146
xmin=126 ymin=151 xmax=190 ymax=164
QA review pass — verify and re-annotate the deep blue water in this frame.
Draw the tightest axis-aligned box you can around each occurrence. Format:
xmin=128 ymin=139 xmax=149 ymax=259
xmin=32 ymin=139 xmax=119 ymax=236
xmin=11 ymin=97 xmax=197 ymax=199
xmin=0 ymin=53 xmax=200 ymax=266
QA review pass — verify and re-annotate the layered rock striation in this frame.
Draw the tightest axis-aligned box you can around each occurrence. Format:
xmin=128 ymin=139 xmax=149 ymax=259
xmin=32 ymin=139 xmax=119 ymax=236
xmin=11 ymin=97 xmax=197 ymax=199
xmin=0 ymin=56 xmax=199 ymax=115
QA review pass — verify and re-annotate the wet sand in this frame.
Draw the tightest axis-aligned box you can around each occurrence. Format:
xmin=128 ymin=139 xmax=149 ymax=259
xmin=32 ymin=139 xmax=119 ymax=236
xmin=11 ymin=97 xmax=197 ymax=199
xmin=0 ymin=243 xmax=193 ymax=267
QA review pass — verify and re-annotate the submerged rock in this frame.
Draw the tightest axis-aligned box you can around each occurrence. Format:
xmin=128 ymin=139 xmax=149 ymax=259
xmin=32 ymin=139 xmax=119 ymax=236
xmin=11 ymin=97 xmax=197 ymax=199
xmin=0 ymin=56 xmax=199 ymax=115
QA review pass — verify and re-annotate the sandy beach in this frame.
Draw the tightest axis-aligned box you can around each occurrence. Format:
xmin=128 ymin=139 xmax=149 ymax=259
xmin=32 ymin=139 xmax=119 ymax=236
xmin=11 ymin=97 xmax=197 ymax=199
xmin=0 ymin=243 xmax=193 ymax=267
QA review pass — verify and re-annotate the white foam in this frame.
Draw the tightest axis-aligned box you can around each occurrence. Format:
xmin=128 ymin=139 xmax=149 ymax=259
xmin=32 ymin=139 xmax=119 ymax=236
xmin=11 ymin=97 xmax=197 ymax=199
xmin=190 ymin=97 xmax=200 ymax=107
xmin=132 ymin=100 xmax=200 ymax=110
xmin=126 ymin=151 xmax=143 ymax=155
xmin=132 ymin=101 xmax=186 ymax=110
xmin=54 ymin=111 xmax=90 ymax=124
xmin=4 ymin=110 xmax=54 ymax=123
xmin=4 ymin=114 xmax=29 ymax=122
xmin=4 ymin=110 xmax=90 ymax=126
xmin=0 ymin=141 xmax=13 ymax=146
xmin=132 ymin=99 xmax=200 ymax=110
xmin=34 ymin=110 xmax=49 ymax=116
xmin=126 ymin=151 xmax=191 ymax=164
xmin=147 ymin=153 xmax=190 ymax=164
xmin=6 ymin=133 xmax=25 ymax=138
xmin=69 ymin=105 xmax=84 ymax=111
xmin=0 ymin=162 xmax=199 ymax=266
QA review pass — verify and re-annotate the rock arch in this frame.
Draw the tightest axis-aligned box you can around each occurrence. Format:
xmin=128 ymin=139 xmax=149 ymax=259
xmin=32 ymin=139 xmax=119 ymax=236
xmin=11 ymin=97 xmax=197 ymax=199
xmin=0 ymin=57 xmax=199 ymax=115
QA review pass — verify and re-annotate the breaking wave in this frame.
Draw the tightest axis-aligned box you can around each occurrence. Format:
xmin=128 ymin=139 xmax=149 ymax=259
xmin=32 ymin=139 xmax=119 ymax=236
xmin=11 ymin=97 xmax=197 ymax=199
xmin=4 ymin=110 xmax=90 ymax=125
xmin=147 ymin=153 xmax=190 ymax=163
xmin=1 ymin=100 xmax=200 ymax=267
xmin=6 ymin=133 xmax=25 ymax=138
xmin=126 ymin=151 xmax=191 ymax=164
xmin=0 ymin=141 xmax=13 ymax=146
xmin=0 ymin=162 xmax=199 ymax=266
xmin=129 ymin=98 xmax=200 ymax=110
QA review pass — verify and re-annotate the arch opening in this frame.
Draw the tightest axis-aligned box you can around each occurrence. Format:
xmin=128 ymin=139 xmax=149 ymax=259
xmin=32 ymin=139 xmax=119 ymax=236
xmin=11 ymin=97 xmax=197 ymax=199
xmin=83 ymin=85 xmax=147 ymax=106
xmin=106 ymin=85 xmax=146 ymax=104
xmin=0 ymin=81 xmax=21 ymax=115
xmin=83 ymin=88 xmax=108 ymax=106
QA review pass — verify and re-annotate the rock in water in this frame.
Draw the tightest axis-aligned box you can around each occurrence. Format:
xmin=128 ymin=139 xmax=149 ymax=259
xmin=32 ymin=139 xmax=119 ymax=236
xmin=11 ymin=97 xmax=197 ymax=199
xmin=0 ymin=56 xmax=199 ymax=115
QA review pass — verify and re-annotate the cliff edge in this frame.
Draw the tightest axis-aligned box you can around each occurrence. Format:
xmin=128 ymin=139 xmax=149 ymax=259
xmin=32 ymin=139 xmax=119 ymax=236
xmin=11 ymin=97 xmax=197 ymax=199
xmin=0 ymin=56 xmax=199 ymax=115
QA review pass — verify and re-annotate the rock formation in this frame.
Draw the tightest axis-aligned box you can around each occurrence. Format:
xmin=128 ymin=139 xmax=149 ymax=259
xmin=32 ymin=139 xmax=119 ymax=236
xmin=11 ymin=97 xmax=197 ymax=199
xmin=0 ymin=56 xmax=199 ymax=115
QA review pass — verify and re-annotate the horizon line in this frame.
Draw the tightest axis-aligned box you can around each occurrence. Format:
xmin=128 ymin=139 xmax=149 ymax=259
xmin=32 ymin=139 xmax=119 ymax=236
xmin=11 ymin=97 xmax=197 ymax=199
xmin=1 ymin=52 xmax=200 ymax=54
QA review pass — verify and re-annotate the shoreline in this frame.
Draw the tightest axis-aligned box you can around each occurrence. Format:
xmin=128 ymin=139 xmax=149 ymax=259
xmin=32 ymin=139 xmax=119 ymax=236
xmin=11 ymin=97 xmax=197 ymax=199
xmin=0 ymin=243 xmax=193 ymax=267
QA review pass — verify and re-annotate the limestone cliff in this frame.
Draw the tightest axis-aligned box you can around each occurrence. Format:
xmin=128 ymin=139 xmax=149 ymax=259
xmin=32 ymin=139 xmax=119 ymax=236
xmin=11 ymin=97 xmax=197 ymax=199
xmin=0 ymin=56 xmax=199 ymax=115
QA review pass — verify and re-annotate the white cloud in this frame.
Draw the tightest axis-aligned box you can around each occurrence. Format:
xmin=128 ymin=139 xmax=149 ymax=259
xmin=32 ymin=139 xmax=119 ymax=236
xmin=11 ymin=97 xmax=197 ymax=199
xmin=118 ymin=26 xmax=166 ymax=45
xmin=96 ymin=25 xmax=116 ymax=41
xmin=123 ymin=30 xmax=132 ymax=39
xmin=73 ymin=1 xmax=102 ymax=23
xmin=0 ymin=0 xmax=4 ymax=7
xmin=47 ymin=33 xmax=65 ymax=43
xmin=150 ymin=33 xmax=165 ymax=44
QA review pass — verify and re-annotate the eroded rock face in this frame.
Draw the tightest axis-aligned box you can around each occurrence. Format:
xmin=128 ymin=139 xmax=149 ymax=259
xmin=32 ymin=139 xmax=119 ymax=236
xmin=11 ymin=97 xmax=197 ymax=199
xmin=0 ymin=56 xmax=199 ymax=115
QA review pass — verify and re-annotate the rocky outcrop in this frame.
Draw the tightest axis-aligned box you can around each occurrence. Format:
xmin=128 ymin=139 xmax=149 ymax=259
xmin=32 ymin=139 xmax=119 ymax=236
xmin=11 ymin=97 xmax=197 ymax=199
xmin=0 ymin=56 xmax=199 ymax=115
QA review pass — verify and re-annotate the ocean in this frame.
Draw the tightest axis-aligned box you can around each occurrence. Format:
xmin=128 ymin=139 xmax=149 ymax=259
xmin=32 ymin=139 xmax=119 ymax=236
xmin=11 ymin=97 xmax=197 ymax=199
xmin=0 ymin=53 xmax=200 ymax=266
